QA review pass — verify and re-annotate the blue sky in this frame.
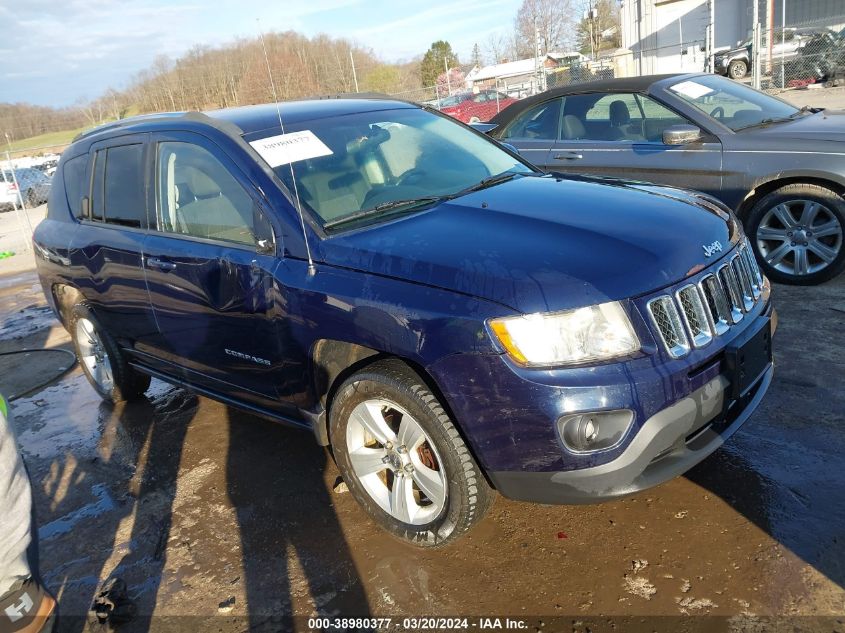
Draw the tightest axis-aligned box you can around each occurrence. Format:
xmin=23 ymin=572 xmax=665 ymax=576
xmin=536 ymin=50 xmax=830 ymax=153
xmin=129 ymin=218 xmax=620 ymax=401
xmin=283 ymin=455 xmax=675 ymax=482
xmin=0 ymin=0 xmax=526 ymax=107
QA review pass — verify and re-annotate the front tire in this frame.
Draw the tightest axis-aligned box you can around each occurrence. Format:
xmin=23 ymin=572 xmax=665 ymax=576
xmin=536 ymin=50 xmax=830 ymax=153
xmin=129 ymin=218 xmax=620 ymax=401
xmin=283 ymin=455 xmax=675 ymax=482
xmin=728 ymin=59 xmax=748 ymax=79
xmin=329 ymin=359 xmax=494 ymax=547
xmin=746 ymin=183 xmax=845 ymax=285
xmin=69 ymin=304 xmax=151 ymax=403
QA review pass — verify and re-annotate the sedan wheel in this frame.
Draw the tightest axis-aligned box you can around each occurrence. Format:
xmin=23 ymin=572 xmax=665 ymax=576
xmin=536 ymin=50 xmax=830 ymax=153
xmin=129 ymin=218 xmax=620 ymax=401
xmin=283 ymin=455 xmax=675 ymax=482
xmin=748 ymin=184 xmax=845 ymax=285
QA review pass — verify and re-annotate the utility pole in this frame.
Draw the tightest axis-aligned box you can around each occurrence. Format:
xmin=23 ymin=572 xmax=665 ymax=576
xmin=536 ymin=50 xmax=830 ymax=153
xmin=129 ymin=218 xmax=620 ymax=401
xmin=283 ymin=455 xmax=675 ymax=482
xmin=781 ymin=0 xmax=786 ymax=88
xmin=767 ymin=0 xmax=774 ymax=74
xmin=752 ymin=0 xmax=762 ymax=89
xmin=349 ymin=50 xmax=359 ymax=93
xmin=707 ymin=0 xmax=715 ymax=73
xmin=534 ymin=15 xmax=542 ymax=94
xmin=444 ymin=57 xmax=452 ymax=96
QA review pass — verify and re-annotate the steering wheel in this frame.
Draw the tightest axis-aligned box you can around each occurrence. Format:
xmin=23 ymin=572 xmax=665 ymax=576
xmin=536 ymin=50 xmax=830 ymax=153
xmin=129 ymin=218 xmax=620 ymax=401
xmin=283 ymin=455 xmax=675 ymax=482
xmin=709 ymin=106 xmax=725 ymax=120
xmin=397 ymin=168 xmax=428 ymax=186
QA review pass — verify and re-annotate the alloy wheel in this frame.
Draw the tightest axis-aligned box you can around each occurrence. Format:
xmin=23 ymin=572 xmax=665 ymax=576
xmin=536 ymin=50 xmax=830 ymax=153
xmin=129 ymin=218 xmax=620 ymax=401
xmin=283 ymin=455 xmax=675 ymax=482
xmin=756 ymin=199 xmax=843 ymax=277
xmin=345 ymin=398 xmax=447 ymax=525
xmin=75 ymin=317 xmax=114 ymax=392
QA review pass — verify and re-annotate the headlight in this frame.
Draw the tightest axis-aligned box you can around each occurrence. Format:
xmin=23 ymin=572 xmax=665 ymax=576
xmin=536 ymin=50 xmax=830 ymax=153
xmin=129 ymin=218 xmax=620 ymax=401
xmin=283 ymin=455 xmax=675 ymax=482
xmin=488 ymin=301 xmax=640 ymax=366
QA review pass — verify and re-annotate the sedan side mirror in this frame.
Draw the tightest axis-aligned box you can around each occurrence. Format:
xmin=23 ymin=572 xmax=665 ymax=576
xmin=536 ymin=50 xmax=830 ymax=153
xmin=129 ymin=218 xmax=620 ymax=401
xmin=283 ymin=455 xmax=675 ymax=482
xmin=662 ymin=124 xmax=702 ymax=146
xmin=499 ymin=142 xmax=520 ymax=155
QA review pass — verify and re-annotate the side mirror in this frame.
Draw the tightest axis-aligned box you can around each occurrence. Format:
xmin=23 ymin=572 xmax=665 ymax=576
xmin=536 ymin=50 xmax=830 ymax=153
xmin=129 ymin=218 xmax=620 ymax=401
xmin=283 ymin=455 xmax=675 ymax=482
xmin=499 ymin=142 xmax=520 ymax=155
xmin=662 ymin=124 xmax=702 ymax=146
xmin=253 ymin=206 xmax=276 ymax=256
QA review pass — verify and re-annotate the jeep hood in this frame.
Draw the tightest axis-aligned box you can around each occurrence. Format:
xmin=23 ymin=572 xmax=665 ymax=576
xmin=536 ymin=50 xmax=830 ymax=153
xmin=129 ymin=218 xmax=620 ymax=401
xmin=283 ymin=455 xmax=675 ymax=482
xmin=318 ymin=175 xmax=736 ymax=314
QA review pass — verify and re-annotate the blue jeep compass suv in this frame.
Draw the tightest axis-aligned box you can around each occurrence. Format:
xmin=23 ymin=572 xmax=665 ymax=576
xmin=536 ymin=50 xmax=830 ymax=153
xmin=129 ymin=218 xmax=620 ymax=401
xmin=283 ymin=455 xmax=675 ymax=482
xmin=33 ymin=97 xmax=775 ymax=546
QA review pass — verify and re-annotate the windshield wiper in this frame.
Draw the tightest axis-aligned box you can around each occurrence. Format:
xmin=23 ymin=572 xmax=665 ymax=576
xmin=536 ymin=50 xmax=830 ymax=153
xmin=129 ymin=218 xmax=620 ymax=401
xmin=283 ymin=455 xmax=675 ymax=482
xmin=455 ymin=171 xmax=521 ymax=196
xmin=735 ymin=106 xmax=817 ymax=131
xmin=734 ymin=116 xmax=793 ymax=131
xmin=323 ymin=196 xmax=442 ymax=230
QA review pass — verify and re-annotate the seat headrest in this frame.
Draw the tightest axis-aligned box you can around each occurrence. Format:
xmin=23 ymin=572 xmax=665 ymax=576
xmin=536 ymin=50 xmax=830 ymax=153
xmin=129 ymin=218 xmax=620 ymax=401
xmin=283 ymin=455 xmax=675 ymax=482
xmin=609 ymin=100 xmax=631 ymax=126
xmin=184 ymin=166 xmax=221 ymax=198
xmin=562 ymin=115 xmax=587 ymax=140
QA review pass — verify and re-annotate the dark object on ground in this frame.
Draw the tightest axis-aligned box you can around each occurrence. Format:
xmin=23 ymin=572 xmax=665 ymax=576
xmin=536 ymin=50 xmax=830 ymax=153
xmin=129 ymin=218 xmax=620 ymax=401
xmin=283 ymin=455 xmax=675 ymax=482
xmin=89 ymin=578 xmax=136 ymax=626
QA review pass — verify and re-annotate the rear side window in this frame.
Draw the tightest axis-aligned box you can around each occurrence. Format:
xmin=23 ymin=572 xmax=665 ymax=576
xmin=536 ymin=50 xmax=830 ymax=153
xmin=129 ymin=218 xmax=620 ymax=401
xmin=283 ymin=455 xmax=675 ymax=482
xmin=91 ymin=144 xmax=146 ymax=228
xmin=62 ymin=155 xmax=87 ymax=218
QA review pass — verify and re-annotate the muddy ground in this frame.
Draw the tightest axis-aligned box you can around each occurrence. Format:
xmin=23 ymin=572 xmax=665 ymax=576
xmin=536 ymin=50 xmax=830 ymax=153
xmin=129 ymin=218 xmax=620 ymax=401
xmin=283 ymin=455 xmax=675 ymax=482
xmin=1 ymin=269 xmax=844 ymax=632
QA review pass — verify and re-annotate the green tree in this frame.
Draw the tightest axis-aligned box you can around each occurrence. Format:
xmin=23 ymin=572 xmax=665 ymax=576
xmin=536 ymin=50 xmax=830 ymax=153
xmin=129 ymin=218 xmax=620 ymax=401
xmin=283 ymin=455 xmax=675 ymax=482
xmin=471 ymin=43 xmax=482 ymax=68
xmin=577 ymin=0 xmax=621 ymax=56
xmin=420 ymin=41 xmax=459 ymax=87
xmin=361 ymin=65 xmax=401 ymax=93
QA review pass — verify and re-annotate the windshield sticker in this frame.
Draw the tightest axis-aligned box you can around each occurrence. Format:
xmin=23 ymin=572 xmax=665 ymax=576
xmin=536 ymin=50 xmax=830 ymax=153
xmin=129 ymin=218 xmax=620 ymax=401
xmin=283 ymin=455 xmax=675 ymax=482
xmin=249 ymin=130 xmax=333 ymax=167
xmin=669 ymin=80 xmax=714 ymax=99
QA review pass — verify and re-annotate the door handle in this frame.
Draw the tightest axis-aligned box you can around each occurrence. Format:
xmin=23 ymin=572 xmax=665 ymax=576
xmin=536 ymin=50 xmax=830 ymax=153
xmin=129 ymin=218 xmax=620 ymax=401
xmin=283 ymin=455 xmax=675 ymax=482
xmin=554 ymin=152 xmax=583 ymax=160
xmin=146 ymin=257 xmax=176 ymax=272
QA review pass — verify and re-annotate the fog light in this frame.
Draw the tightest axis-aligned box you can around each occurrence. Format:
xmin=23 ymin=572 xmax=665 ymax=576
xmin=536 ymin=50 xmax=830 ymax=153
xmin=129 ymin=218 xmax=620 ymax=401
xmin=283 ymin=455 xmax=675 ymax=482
xmin=558 ymin=410 xmax=634 ymax=453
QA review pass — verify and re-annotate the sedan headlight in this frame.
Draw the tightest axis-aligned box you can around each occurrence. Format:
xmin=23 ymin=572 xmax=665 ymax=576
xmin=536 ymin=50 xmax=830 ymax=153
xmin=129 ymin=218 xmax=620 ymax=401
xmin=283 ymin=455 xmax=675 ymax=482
xmin=488 ymin=301 xmax=640 ymax=367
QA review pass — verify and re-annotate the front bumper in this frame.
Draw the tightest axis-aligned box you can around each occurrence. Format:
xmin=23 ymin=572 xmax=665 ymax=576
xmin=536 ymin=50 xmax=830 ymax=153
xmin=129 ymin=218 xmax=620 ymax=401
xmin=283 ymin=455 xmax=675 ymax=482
xmin=488 ymin=356 xmax=772 ymax=504
xmin=427 ymin=275 xmax=775 ymax=504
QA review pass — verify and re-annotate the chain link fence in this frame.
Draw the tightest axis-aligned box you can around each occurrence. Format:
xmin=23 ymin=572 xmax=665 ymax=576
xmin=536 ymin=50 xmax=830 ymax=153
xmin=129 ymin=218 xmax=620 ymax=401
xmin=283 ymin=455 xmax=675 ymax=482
xmin=751 ymin=15 xmax=845 ymax=92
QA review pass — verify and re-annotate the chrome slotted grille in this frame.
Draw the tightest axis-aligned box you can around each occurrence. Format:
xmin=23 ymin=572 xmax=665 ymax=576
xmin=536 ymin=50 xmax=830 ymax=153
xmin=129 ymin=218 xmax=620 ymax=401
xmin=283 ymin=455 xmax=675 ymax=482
xmin=647 ymin=240 xmax=765 ymax=358
xmin=741 ymin=245 xmax=763 ymax=298
xmin=699 ymin=274 xmax=731 ymax=335
xmin=646 ymin=296 xmax=690 ymax=359
xmin=676 ymin=284 xmax=713 ymax=348
xmin=718 ymin=262 xmax=744 ymax=324
xmin=732 ymin=253 xmax=755 ymax=312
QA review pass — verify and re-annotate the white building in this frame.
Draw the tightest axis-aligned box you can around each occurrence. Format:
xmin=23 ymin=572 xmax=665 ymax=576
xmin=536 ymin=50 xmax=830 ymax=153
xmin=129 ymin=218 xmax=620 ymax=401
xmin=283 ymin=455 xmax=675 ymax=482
xmin=620 ymin=0 xmax=845 ymax=76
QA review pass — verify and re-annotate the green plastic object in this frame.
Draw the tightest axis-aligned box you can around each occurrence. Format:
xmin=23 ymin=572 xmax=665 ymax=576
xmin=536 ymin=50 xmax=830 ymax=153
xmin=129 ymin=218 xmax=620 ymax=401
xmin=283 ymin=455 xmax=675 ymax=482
xmin=0 ymin=251 xmax=14 ymax=259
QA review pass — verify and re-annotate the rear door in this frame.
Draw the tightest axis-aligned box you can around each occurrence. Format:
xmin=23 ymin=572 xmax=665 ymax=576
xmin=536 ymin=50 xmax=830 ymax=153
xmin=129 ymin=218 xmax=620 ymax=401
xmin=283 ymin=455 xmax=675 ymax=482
xmin=545 ymin=92 xmax=723 ymax=197
xmin=72 ymin=135 xmax=161 ymax=350
xmin=141 ymin=131 xmax=285 ymax=404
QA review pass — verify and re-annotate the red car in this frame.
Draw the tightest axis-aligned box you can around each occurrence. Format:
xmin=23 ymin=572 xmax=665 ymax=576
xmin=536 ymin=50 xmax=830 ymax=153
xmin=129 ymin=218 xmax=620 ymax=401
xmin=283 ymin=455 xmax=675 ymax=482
xmin=439 ymin=90 xmax=518 ymax=123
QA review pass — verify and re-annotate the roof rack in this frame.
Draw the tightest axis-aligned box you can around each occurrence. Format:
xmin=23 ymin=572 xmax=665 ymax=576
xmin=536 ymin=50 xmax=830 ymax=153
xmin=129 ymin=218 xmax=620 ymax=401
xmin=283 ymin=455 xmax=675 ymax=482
xmin=72 ymin=111 xmax=210 ymax=143
xmin=308 ymin=92 xmax=391 ymax=101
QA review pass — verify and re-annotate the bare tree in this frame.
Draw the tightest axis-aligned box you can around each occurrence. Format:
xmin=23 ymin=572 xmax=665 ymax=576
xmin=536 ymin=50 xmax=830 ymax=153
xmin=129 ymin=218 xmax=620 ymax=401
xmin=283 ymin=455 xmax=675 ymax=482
xmin=485 ymin=32 xmax=510 ymax=64
xmin=514 ymin=0 xmax=578 ymax=55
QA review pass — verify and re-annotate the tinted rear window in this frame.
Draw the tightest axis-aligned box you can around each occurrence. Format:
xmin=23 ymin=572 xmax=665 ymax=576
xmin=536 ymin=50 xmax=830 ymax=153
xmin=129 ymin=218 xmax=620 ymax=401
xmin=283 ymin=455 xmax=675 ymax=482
xmin=62 ymin=155 xmax=87 ymax=218
xmin=104 ymin=144 xmax=145 ymax=228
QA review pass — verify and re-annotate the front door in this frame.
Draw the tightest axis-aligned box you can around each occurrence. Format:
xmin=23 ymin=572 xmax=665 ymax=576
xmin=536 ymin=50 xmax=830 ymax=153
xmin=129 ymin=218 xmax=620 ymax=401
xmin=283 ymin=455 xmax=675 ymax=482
xmin=141 ymin=131 xmax=285 ymax=405
xmin=547 ymin=92 xmax=723 ymax=197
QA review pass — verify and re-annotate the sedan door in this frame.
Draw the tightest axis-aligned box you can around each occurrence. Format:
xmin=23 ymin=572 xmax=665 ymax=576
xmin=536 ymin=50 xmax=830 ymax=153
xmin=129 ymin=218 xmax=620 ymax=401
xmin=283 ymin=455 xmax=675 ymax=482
xmin=141 ymin=131 xmax=286 ymax=406
xmin=546 ymin=92 xmax=724 ymax=197
xmin=493 ymin=97 xmax=561 ymax=168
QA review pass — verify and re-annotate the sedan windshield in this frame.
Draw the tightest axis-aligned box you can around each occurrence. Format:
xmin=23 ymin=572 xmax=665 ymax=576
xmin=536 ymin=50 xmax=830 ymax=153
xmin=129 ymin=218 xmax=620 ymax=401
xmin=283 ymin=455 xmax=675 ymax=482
xmin=254 ymin=107 xmax=532 ymax=228
xmin=667 ymin=75 xmax=800 ymax=131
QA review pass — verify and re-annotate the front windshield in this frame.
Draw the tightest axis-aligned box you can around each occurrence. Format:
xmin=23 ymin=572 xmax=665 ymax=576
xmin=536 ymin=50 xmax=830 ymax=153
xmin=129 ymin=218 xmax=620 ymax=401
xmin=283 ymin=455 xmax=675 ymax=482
xmin=667 ymin=75 xmax=800 ymax=131
xmin=256 ymin=107 xmax=532 ymax=227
